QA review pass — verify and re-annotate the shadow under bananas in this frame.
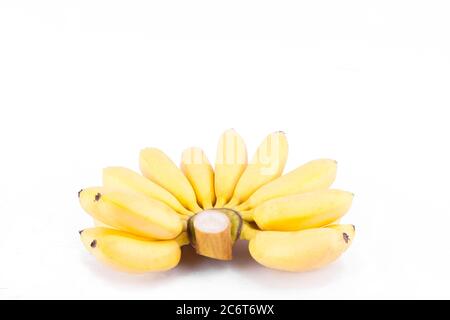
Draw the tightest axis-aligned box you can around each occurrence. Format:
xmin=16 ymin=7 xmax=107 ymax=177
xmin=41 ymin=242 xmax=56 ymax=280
xmin=224 ymin=240 xmax=347 ymax=290
xmin=79 ymin=252 xmax=178 ymax=289
xmin=80 ymin=242 xmax=346 ymax=291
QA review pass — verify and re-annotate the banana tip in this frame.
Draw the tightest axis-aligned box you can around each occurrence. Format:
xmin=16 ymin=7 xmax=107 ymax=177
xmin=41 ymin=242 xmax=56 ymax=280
xmin=78 ymin=189 xmax=83 ymax=198
xmin=78 ymin=229 xmax=84 ymax=235
xmin=343 ymin=233 xmax=350 ymax=243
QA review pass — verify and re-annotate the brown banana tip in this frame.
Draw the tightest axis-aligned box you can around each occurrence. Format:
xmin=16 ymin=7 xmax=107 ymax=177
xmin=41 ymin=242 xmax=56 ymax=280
xmin=352 ymin=224 xmax=356 ymax=231
xmin=78 ymin=229 xmax=84 ymax=235
xmin=343 ymin=233 xmax=350 ymax=244
xmin=94 ymin=193 xmax=101 ymax=201
xmin=78 ymin=189 xmax=83 ymax=198
xmin=90 ymin=240 xmax=97 ymax=248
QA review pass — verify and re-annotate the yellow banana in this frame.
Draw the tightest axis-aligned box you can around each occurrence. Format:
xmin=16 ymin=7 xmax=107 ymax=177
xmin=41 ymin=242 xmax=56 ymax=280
xmin=180 ymin=148 xmax=215 ymax=209
xmin=80 ymin=227 xmax=188 ymax=273
xmin=102 ymin=167 xmax=192 ymax=216
xmin=236 ymin=159 xmax=337 ymax=211
xmin=248 ymin=189 xmax=353 ymax=230
xmin=214 ymin=129 xmax=247 ymax=207
xmin=79 ymin=187 xmax=183 ymax=240
xmin=140 ymin=148 xmax=202 ymax=213
xmin=226 ymin=131 xmax=288 ymax=207
xmin=248 ymin=224 xmax=355 ymax=272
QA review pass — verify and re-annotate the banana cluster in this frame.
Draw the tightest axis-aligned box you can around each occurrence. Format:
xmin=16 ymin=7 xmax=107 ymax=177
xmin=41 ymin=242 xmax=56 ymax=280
xmin=78 ymin=129 xmax=355 ymax=273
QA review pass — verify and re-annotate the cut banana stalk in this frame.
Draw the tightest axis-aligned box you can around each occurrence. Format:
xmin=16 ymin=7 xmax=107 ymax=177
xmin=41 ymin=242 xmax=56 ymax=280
xmin=192 ymin=210 xmax=232 ymax=260
xmin=187 ymin=208 xmax=242 ymax=260
xmin=226 ymin=131 xmax=288 ymax=207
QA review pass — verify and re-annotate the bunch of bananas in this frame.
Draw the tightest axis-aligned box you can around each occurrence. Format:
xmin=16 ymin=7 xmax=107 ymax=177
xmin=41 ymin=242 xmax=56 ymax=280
xmin=78 ymin=129 xmax=355 ymax=273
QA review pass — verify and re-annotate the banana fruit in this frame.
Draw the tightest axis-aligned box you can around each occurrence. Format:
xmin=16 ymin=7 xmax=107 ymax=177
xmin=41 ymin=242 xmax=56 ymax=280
xmin=248 ymin=224 xmax=355 ymax=272
xmin=236 ymin=159 xmax=337 ymax=211
xmin=226 ymin=131 xmax=288 ymax=207
xmin=140 ymin=148 xmax=202 ymax=213
xmin=103 ymin=167 xmax=193 ymax=216
xmin=214 ymin=129 xmax=247 ymax=207
xmin=80 ymin=227 xmax=189 ymax=273
xmin=78 ymin=129 xmax=356 ymax=274
xmin=180 ymin=148 xmax=215 ymax=209
xmin=79 ymin=187 xmax=183 ymax=240
xmin=246 ymin=189 xmax=353 ymax=230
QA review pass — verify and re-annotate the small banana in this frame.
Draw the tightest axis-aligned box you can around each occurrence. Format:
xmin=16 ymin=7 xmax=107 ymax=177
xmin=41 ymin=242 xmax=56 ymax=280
xmin=236 ymin=159 xmax=337 ymax=211
xmin=79 ymin=187 xmax=183 ymax=240
xmin=248 ymin=224 xmax=355 ymax=272
xmin=103 ymin=167 xmax=193 ymax=216
xmin=226 ymin=131 xmax=288 ymax=207
xmin=246 ymin=189 xmax=353 ymax=230
xmin=80 ymin=227 xmax=189 ymax=273
xmin=140 ymin=148 xmax=202 ymax=213
xmin=214 ymin=129 xmax=247 ymax=208
xmin=180 ymin=148 xmax=215 ymax=209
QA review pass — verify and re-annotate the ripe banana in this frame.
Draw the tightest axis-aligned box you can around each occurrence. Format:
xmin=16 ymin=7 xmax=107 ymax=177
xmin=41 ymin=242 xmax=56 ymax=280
xmin=246 ymin=189 xmax=353 ymax=230
xmin=79 ymin=187 xmax=183 ymax=240
xmin=180 ymin=148 xmax=215 ymax=209
xmin=248 ymin=224 xmax=355 ymax=272
xmin=226 ymin=131 xmax=288 ymax=207
xmin=140 ymin=148 xmax=202 ymax=213
xmin=214 ymin=129 xmax=247 ymax=208
xmin=103 ymin=167 xmax=193 ymax=216
xmin=236 ymin=159 xmax=337 ymax=211
xmin=80 ymin=227 xmax=189 ymax=273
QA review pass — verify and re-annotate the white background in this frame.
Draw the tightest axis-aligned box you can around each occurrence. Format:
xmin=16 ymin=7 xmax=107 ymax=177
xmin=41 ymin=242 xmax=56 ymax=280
xmin=1 ymin=1 xmax=450 ymax=299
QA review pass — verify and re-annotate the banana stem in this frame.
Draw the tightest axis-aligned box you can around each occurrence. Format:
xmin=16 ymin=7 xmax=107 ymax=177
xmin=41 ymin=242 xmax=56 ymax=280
xmin=175 ymin=232 xmax=190 ymax=247
xmin=239 ymin=210 xmax=254 ymax=221
xmin=240 ymin=222 xmax=260 ymax=240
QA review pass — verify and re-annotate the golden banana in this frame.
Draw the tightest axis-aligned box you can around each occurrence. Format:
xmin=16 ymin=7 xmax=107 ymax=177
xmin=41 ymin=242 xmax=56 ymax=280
xmin=248 ymin=224 xmax=355 ymax=272
xmin=79 ymin=187 xmax=183 ymax=240
xmin=139 ymin=148 xmax=202 ymax=213
xmin=248 ymin=189 xmax=353 ymax=230
xmin=103 ymin=167 xmax=193 ymax=216
xmin=80 ymin=227 xmax=186 ymax=273
xmin=214 ymin=129 xmax=247 ymax=207
xmin=180 ymin=148 xmax=215 ymax=209
xmin=236 ymin=159 xmax=337 ymax=211
xmin=226 ymin=131 xmax=288 ymax=207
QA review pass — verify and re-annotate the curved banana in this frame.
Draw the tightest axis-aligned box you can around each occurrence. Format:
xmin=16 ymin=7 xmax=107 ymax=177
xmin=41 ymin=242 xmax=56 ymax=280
xmin=140 ymin=148 xmax=202 ymax=213
xmin=226 ymin=131 xmax=288 ymax=207
xmin=248 ymin=189 xmax=353 ymax=231
xmin=102 ymin=167 xmax=192 ymax=216
xmin=214 ymin=129 xmax=247 ymax=208
xmin=79 ymin=187 xmax=183 ymax=240
xmin=80 ymin=227 xmax=186 ymax=273
xmin=248 ymin=224 xmax=355 ymax=272
xmin=180 ymin=148 xmax=215 ymax=209
xmin=236 ymin=159 xmax=337 ymax=211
